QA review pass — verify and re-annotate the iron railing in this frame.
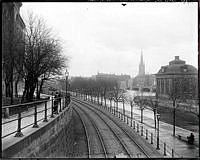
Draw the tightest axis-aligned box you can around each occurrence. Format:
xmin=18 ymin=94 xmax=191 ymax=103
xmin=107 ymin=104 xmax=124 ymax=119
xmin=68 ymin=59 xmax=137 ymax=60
xmin=2 ymin=96 xmax=67 ymax=139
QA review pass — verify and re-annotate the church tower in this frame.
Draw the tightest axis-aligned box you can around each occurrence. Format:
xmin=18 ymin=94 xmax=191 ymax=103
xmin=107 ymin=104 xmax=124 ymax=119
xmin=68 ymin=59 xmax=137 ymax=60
xmin=139 ymin=49 xmax=145 ymax=75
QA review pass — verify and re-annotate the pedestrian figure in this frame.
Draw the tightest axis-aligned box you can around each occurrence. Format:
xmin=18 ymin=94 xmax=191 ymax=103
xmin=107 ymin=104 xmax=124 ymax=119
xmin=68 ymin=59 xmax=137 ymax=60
xmin=187 ymin=133 xmax=194 ymax=144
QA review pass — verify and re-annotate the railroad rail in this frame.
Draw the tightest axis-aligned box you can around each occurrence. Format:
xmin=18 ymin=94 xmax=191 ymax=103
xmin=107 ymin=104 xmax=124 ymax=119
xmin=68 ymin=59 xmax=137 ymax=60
xmin=73 ymin=106 xmax=108 ymax=158
xmin=72 ymin=98 xmax=150 ymax=158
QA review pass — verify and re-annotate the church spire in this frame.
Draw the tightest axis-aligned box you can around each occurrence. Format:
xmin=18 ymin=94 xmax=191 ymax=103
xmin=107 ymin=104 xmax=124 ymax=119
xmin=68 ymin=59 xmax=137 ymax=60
xmin=139 ymin=49 xmax=145 ymax=75
xmin=140 ymin=49 xmax=144 ymax=65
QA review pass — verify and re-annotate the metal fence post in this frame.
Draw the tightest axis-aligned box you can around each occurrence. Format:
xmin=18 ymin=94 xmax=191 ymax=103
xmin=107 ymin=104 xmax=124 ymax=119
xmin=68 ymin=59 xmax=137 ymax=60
xmin=43 ymin=101 xmax=48 ymax=122
xmin=15 ymin=107 xmax=23 ymax=137
xmin=33 ymin=105 xmax=39 ymax=128
xmin=146 ymin=129 xmax=148 ymax=140
xmin=127 ymin=116 xmax=129 ymax=125
xmin=62 ymin=97 xmax=65 ymax=110
xmin=164 ymin=143 xmax=166 ymax=156
xmin=51 ymin=97 xmax=54 ymax=118
xmin=137 ymin=123 xmax=139 ymax=132
xmin=59 ymin=97 xmax=62 ymax=112
xmin=141 ymin=126 xmax=143 ymax=136
xmin=172 ymin=149 xmax=174 ymax=158
xmin=151 ymin=133 xmax=153 ymax=144
xmin=133 ymin=121 xmax=135 ymax=129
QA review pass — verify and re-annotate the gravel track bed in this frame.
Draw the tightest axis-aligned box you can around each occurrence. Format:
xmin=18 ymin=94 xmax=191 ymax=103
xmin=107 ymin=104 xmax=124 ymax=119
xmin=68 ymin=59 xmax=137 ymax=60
xmin=72 ymin=101 xmax=126 ymax=158
xmin=72 ymin=104 xmax=106 ymax=158
xmin=72 ymin=97 xmax=164 ymax=158
xmin=71 ymin=109 xmax=88 ymax=158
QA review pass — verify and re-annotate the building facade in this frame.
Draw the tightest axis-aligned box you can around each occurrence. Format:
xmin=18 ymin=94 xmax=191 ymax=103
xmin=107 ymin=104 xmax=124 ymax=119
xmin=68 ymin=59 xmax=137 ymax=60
xmin=155 ymin=56 xmax=198 ymax=101
xmin=2 ymin=2 xmax=25 ymax=97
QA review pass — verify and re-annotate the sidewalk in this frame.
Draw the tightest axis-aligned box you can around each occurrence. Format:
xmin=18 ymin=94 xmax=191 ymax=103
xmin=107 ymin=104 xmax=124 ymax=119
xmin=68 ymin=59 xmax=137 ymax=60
xmin=118 ymin=108 xmax=199 ymax=158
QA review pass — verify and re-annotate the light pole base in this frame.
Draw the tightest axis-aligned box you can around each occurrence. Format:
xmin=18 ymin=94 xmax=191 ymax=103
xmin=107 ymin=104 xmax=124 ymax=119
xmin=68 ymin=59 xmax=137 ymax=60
xmin=15 ymin=132 xmax=24 ymax=137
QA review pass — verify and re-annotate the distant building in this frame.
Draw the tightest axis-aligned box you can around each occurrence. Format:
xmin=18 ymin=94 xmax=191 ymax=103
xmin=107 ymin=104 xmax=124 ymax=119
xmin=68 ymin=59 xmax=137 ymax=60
xmin=155 ymin=56 xmax=198 ymax=101
xmin=2 ymin=2 xmax=25 ymax=96
xmin=132 ymin=50 xmax=156 ymax=91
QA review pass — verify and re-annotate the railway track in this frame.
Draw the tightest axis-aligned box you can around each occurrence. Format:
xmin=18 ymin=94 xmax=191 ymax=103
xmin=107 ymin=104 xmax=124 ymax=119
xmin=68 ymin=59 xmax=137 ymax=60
xmin=73 ymin=106 xmax=91 ymax=158
xmin=73 ymin=106 xmax=108 ymax=158
xmin=72 ymin=98 xmax=151 ymax=158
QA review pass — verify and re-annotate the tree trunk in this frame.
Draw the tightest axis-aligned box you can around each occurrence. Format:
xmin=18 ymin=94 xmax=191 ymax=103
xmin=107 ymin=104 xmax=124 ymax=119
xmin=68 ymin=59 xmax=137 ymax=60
xmin=37 ymin=79 xmax=45 ymax=100
xmin=14 ymin=74 xmax=20 ymax=98
xmin=10 ymin=77 xmax=13 ymax=105
xmin=141 ymin=108 xmax=143 ymax=123
xmin=5 ymin=81 xmax=10 ymax=97
xmin=116 ymin=100 xmax=118 ymax=116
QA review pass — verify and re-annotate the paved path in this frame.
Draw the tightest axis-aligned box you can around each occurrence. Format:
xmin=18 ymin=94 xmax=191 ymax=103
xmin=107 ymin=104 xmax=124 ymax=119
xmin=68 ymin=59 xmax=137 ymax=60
xmin=119 ymin=108 xmax=199 ymax=158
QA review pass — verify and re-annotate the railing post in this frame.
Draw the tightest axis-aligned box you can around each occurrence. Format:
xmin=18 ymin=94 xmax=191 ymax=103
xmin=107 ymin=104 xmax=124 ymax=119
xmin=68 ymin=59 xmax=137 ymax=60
xmin=59 ymin=97 xmax=62 ymax=112
xmin=172 ymin=149 xmax=174 ymax=158
xmin=33 ymin=105 xmax=39 ymax=128
xmin=43 ymin=101 xmax=48 ymax=122
xmin=127 ymin=116 xmax=129 ymax=125
xmin=141 ymin=126 xmax=143 ymax=136
xmin=146 ymin=129 xmax=148 ymax=140
xmin=151 ymin=133 xmax=153 ymax=144
xmin=133 ymin=121 xmax=135 ymax=129
xmin=62 ymin=97 xmax=65 ymax=110
xmin=15 ymin=107 xmax=23 ymax=137
xmin=51 ymin=97 xmax=54 ymax=118
xmin=137 ymin=123 xmax=139 ymax=132
xmin=164 ymin=142 xmax=167 ymax=156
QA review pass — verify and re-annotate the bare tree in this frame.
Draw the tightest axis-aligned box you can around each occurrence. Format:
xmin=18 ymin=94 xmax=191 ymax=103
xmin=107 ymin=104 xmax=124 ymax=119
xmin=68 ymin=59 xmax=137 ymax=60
xmin=134 ymin=91 xmax=146 ymax=124
xmin=124 ymin=91 xmax=137 ymax=126
xmin=112 ymin=80 xmax=123 ymax=116
xmin=16 ymin=13 xmax=67 ymax=102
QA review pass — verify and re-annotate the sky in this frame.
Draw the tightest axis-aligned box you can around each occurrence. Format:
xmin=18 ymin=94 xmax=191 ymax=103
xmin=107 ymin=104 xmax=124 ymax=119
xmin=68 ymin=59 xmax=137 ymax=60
xmin=20 ymin=2 xmax=198 ymax=77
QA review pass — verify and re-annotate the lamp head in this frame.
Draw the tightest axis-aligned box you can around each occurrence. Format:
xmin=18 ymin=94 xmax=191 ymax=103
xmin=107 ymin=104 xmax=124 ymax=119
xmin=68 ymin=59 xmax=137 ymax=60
xmin=156 ymin=113 xmax=161 ymax=120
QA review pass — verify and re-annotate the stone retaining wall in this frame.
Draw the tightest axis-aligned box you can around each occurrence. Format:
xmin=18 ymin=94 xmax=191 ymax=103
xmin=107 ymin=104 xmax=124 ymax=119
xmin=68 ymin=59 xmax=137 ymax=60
xmin=3 ymin=106 xmax=73 ymax=158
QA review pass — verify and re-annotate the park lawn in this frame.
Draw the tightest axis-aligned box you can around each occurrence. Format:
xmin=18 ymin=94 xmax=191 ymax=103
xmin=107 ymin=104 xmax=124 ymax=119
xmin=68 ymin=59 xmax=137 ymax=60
xmin=157 ymin=105 xmax=199 ymax=133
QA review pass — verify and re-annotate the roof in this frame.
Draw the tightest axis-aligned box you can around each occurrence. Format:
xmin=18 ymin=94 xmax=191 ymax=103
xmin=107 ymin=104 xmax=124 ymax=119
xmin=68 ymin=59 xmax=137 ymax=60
xmin=156 ymin=56 xmax=197 ymax=76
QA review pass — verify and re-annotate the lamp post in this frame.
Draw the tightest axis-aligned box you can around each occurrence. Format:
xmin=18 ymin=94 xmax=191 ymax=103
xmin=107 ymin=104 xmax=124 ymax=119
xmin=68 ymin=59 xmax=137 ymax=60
xmin=173 ymin=99 xmax=177 ymax=136
xmin=65 ymin=69 xmax=69 ymax=107
xmin=156 ymin=113 xmax=161 ymax=150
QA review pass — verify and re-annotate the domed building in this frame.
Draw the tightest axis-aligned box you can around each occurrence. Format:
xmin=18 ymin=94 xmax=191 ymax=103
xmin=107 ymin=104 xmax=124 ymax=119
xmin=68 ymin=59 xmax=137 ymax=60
xmin=155 ymin=56 xmax=198 ymax=101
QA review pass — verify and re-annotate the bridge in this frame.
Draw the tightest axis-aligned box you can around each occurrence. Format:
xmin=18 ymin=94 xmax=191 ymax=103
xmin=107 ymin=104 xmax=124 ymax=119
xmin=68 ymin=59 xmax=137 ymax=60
xmin=132 ymin=85 xmax=156 ymax=92
xmin=2 ymin=93 xmax=198 ymax=158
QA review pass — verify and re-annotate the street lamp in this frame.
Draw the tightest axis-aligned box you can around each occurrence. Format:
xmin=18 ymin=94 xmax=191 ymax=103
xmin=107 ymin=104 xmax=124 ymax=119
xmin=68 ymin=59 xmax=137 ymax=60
xmin=173 ymin=99 xmax=177 ymax=136
xmin=156 ymin=113 xmax=161 ymax=150
xmin=65 ymin=69 xmax=69 ymax=107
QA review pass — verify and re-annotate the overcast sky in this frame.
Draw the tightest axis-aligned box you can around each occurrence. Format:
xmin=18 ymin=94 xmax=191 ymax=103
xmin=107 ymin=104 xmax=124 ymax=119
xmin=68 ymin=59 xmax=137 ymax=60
xmin=21 ymin=2 xmax=198 ymax=77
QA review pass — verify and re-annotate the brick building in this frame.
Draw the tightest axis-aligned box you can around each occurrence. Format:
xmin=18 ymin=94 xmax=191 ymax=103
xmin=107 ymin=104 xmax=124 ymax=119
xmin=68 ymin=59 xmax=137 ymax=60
xmin=2 ymin=2 xmax=25 ymax=97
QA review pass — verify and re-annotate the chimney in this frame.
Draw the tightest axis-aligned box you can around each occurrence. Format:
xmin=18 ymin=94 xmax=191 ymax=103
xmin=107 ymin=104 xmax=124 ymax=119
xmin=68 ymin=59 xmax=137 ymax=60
xmin=175 ymin=56 xmax=179 ymax=60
